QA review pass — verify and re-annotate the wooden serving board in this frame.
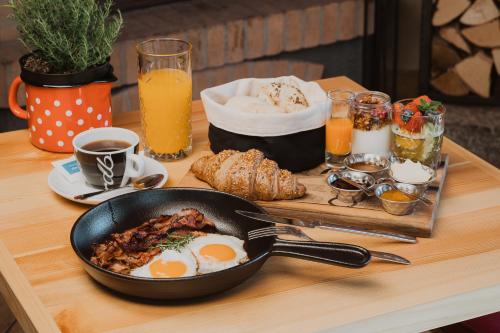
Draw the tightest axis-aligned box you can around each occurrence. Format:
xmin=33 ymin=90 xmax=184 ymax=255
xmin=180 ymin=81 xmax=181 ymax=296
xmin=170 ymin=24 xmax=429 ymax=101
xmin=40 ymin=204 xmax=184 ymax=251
xmin=179 ymin=153 xmax=449 ymax=238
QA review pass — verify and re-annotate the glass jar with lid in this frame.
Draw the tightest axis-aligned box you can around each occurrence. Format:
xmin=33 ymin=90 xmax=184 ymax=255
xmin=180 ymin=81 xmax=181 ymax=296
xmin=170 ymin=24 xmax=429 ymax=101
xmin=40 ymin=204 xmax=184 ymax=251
xmin=350 ymin=91 xmax=392 ymax=156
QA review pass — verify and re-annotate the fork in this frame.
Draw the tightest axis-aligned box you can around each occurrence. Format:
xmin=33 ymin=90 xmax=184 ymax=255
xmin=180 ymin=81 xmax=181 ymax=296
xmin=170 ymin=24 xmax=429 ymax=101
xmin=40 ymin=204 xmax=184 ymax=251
xmin=248 ymin=226 xmax=411 ymax=265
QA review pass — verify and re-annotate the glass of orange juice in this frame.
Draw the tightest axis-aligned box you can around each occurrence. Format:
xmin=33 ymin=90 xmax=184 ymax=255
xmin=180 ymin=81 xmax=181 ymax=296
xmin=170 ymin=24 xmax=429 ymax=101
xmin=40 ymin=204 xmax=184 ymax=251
xmin=325 ymin=89 xmax=355 ymax=168
xmin=137 ymin=38 xmax=192 ymax=160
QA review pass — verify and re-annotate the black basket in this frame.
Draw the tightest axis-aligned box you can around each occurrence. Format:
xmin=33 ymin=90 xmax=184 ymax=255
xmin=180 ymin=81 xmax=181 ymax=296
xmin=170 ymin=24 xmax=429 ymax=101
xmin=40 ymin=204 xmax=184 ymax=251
xmin=208 ymin=123 xmax=325 ymax=172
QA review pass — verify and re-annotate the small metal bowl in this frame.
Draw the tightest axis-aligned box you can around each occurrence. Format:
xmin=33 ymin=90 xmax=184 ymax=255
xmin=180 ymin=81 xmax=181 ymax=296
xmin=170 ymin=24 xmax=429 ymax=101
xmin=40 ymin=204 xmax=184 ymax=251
xmin=344 ymin=153 xmax=390 ymax=179
xmin=326 ymin=170 xmax=375 ymax=203
xmin=375 ymin=183 xmax=420 ymax=216
xmin=388 ymin=157 xmax=436 ymax=191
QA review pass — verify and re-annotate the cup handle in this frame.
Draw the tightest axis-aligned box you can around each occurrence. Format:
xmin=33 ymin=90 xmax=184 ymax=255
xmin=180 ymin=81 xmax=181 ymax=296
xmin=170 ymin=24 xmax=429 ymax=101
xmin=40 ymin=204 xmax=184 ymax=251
xmin=123 ymin=153 xmax=145 ymax=184
xmin=9 ymin=76 xmax=28 ymax=120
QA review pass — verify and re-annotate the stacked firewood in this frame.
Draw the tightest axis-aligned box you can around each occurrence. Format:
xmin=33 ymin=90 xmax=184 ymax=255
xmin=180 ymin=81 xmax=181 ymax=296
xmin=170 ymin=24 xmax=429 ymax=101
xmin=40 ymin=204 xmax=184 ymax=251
xmin=431 ymin=0 xmax=500 ymax=98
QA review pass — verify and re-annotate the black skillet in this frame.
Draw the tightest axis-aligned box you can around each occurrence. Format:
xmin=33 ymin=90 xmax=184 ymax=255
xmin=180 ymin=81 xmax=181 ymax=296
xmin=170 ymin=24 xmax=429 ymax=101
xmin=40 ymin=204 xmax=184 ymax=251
xmin=70 ymin=188 xmax=371 ymax=300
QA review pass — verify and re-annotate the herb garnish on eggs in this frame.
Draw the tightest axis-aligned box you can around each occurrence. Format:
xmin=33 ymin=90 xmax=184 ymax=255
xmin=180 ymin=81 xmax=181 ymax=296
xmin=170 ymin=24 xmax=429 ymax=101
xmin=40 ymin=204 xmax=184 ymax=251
xmin=151 ymin=234 xmax=196 ymax=252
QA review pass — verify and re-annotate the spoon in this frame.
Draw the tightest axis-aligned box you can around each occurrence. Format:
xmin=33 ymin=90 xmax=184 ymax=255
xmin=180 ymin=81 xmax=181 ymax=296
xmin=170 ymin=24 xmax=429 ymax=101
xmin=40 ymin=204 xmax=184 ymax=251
xmin=74 ymin=173 xmax=164 ymax=200
xmin=338 ymin=176 xmax=372 ymax=196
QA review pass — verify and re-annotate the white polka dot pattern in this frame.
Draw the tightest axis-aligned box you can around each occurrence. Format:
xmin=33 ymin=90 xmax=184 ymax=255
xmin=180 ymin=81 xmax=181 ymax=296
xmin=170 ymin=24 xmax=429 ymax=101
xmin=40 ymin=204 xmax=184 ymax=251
xmin=54 ymin=100 xmax=61 ymax=107
xmin=37 ymin=118 xmax=43 ymax=124
xmin=76 ymin=98 xmax=82 ymax=105
xmin=57 ymin=141 xmax=64 ymax=147
xmin=46 ymin=130 xmax=53 ymax=136
xmin=56 ymin=120 xmax=62 ymax=127
xmin=87 ymin=106 xmax=93 ymax=114
xmin=35 ymin=98 xmax=41 ymax=104
xmin=77 ymin=119 xmax=84 ymax=126
xmin=65 ymin=110 xmax=72 ymax=117
xmin=44 ymin=109 xmax=51 ymax=116
xmin=32 ymin=125 xmax=36 ymax=131
xmin=39 ymin=138 xmax=44 ymax=144
xmin=30 ymin=105 xmax=34 ymax=112
xmin=97 ymin=114 xmax=102 ymax=120
xmin=67 ymin=130 xmax=74 ymax=137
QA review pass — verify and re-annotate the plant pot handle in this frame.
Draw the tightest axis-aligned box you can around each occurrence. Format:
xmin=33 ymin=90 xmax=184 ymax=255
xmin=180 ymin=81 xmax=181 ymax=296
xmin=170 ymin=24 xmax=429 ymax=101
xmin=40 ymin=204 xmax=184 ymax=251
xmin=9 ymin=76 xmax=28 ymax=120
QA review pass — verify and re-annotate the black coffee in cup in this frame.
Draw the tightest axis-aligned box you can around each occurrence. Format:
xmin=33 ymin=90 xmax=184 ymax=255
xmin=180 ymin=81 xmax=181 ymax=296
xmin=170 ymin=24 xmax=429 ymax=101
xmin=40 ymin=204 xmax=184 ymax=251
xmin=73 ymin=128 xmax=145 ymax=189
xmin=81 ymin=140 xmax=131 ymax=153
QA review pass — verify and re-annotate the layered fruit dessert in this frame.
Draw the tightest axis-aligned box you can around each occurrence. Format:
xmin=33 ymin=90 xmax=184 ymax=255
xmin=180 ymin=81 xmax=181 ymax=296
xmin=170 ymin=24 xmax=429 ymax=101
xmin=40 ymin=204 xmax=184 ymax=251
xmin=391 ymin=96 xmax=445 ymax=169
xmin=350 ymin=91 xmax=392 ymax=156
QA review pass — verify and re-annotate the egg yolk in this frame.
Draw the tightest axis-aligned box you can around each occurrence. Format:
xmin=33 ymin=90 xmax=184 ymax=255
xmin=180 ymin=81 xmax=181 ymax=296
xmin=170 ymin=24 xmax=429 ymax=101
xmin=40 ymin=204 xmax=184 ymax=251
xmin=149 ymin=260 xmax=187 ymax=278
xmin=199 ymin=244 xmax=236 ymax=261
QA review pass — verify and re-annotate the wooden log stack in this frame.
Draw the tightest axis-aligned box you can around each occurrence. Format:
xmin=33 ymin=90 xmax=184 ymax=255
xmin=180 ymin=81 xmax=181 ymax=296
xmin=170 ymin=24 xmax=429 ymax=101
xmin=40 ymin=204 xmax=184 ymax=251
xmin=430 ymin=0 xmax=499 ymax=98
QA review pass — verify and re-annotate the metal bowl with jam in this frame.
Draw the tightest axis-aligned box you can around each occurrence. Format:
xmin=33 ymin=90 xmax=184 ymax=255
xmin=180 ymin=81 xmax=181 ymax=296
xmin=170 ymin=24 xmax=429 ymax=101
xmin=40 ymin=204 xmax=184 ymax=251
xmin=326 ymin=170 xmax=375 ymax=203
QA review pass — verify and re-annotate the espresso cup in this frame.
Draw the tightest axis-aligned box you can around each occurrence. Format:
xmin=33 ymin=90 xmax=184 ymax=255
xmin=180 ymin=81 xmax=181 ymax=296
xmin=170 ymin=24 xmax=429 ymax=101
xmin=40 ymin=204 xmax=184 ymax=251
xmin=73 ymin=127 xmax=145 ymax=189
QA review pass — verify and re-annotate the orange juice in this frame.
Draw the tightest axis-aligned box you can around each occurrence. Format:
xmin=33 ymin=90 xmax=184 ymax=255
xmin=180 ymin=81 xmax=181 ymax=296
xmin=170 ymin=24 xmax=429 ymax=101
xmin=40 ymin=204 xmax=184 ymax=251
xmin=325 ymin=118 xmax=353 ymax=155
xmin=138 ymin=68 xmax=192 ymax=155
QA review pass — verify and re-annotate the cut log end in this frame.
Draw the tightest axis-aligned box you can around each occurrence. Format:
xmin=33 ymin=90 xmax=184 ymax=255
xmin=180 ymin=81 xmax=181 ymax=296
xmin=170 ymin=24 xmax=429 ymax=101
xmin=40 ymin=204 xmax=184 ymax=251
xmin=462 ymin=19 xmax=500 ymax=48
xmin=460 ymin=0 xmax=499 ymax=25
xmin=432 ymin=37 xmax=462 ymax=71
xmin=439 ymin=26 xmax=471 ymax=54
xmin=433 ymin=0 xmax=471 ymax=26
xmin=492 ymin=48 xmax=500 ymax=75
xmin=431 ymin=69 xmax=470 ymax=96
xmin=455 ymin=51 xmax=493 ymax=98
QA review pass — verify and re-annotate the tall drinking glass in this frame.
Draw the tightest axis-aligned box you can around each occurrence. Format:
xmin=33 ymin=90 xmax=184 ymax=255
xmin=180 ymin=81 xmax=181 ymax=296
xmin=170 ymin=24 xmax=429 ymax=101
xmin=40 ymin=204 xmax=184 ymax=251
xmin=325 ymin=89 xmax=355 ymax=168
xmin=137 ymin=38 xmax=192 ymax=160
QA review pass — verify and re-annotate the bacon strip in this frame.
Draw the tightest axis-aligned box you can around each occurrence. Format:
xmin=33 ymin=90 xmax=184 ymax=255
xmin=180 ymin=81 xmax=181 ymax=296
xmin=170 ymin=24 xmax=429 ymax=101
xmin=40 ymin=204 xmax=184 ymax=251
xmin=90 ymin=208 xmax=215 ymax=274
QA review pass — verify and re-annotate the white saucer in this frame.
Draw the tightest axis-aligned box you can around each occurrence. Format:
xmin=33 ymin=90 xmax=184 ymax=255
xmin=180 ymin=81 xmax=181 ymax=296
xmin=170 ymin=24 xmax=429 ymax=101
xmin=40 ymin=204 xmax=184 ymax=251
xmin=48 ymin=156 xmax=168 ymax=205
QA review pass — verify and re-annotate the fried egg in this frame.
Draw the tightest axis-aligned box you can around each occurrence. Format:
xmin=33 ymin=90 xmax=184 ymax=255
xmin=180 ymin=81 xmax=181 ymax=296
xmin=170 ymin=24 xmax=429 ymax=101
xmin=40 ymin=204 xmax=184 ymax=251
xmin=188 ymin=234 xmax=249 ymax=274
xmin=130 ymin=249 xmax=197 ymax=278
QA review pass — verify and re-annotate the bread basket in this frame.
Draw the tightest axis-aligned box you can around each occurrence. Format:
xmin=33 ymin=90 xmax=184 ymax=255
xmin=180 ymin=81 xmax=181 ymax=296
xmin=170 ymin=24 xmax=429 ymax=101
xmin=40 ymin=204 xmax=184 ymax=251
xmin=200 ymin=76 xmax=330 ymax=172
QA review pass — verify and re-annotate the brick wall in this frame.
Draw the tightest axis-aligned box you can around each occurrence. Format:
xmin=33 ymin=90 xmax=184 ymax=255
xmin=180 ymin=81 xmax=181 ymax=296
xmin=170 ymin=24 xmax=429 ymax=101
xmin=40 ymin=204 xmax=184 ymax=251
xmin=0 ymin=0 xmax=374 ymax=110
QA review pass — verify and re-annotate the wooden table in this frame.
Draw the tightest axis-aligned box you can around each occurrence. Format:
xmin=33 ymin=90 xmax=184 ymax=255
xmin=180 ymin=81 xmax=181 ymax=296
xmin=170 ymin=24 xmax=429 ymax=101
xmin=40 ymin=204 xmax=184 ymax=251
xmin=1 ymin=77 xmax=500 ymax=333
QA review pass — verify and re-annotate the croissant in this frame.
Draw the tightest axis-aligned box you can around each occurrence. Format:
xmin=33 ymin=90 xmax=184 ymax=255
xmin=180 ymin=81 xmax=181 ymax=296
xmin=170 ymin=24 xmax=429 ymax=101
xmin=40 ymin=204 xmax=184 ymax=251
xmin=191 ymin=149 xmax=306 ymax=200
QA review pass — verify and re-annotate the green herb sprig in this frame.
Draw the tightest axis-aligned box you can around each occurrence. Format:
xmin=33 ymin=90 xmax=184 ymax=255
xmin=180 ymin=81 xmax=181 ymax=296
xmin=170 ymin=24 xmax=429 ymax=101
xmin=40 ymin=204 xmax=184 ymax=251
xmin=152 ymin=234 xmax=195 ymax=252
xmin=417 ymin=98 xmax=443 ymax=116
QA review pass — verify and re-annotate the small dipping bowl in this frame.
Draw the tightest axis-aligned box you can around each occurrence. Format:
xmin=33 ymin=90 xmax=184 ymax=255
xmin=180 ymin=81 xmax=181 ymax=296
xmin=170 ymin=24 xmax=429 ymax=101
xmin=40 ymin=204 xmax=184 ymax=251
xmin=344 ymin=153 xmax=390 ymax=179
xmin=375 ymin=183 xmax=420 ymax=215
xmin=388 ymin=157 xmax=437 ymax=192
xmin=326 ymin=170 xmax=375 ymax=203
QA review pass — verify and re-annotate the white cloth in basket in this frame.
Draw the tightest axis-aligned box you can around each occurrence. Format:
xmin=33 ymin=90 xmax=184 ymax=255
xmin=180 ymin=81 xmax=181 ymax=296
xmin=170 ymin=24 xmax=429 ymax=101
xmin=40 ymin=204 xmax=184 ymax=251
xmin=200 ymin=76 xmax=330 ymax=137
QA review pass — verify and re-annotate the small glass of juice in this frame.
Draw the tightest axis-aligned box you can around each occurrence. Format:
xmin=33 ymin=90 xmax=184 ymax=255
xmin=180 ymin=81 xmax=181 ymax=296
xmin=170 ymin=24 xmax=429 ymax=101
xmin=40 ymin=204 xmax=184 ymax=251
xmin=137 ymin=38 xmax=192 ymax=160
xmin=325 ymin=89 xmax=355 ymax=168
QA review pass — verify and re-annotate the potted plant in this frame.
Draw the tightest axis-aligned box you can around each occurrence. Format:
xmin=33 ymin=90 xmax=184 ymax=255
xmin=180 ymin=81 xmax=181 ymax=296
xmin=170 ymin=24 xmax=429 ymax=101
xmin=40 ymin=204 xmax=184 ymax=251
xmin=7 ymin=0 xmax=122 ymax=152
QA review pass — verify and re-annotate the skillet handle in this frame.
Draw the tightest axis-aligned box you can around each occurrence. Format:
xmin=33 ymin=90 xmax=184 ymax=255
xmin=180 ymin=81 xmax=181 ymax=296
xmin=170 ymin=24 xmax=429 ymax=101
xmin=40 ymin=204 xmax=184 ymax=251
xmin=271 ymin=239 xmax=371 ymax=268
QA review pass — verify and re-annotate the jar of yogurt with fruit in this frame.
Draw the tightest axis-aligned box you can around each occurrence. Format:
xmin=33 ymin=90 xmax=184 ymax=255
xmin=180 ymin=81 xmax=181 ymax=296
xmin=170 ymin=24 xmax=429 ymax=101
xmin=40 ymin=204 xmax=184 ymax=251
xmin=350 ymin=91 xmax=392 ymax=156
xmin=391 ymin=96 xmax=445 ymax=170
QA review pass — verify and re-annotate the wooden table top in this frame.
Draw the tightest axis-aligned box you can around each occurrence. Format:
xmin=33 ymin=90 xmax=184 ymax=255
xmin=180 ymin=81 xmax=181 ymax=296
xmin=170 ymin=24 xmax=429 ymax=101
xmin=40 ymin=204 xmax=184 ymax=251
xmin=1 ymin=76 xmax=500 ymax=333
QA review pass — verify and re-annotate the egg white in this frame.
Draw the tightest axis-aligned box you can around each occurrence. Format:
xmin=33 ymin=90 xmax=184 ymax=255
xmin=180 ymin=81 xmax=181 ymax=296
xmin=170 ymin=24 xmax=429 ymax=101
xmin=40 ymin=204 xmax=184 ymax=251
xmin=188 ymin=234 xmax=249 ymax=274
xmin=130 ymin=249 xmax=197 ymax=278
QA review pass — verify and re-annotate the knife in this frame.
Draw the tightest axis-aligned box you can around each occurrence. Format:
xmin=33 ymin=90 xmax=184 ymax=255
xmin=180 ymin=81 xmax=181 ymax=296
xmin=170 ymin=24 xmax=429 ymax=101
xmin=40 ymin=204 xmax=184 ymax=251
xmin=235 ymin=210 xmax=417 ymax=244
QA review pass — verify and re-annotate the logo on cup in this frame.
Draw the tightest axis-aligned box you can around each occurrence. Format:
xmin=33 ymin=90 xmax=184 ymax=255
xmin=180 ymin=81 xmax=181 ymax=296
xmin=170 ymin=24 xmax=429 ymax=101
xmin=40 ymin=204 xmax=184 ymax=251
xmin=96 ymin=155 xmax=115 ymax=190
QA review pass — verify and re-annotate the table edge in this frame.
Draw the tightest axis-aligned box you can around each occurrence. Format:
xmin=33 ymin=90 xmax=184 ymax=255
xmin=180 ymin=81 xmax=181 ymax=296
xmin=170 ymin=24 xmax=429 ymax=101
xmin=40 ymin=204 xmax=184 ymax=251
xmin=0 ymin=240 xmax=61 ymax=333
xmin=327 ymin=283 xmax=500 ymax=333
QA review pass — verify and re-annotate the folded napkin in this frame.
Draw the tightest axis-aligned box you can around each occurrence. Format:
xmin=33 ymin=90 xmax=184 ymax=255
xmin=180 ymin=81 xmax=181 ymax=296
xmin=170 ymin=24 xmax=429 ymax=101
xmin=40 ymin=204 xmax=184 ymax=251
xmin=200 ymin=76 xmax=330 ymax=136
xmin=51 ymin=156 xmax=84 ymax=183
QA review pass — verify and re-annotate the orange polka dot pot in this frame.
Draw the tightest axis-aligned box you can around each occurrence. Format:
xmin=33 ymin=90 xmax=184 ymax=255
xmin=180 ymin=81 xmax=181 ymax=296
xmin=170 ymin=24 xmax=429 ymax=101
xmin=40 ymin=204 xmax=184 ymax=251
xmin=8 ymin=55 xmax=116 ymax=153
